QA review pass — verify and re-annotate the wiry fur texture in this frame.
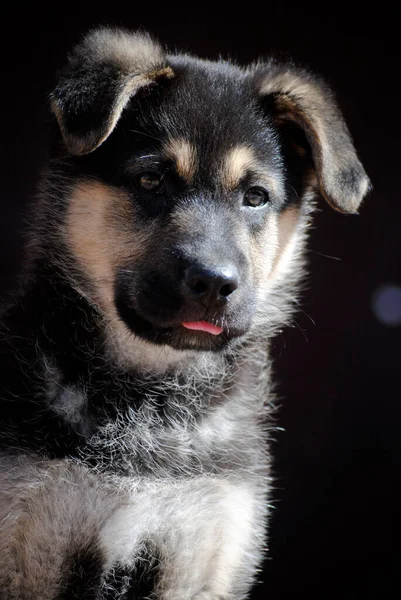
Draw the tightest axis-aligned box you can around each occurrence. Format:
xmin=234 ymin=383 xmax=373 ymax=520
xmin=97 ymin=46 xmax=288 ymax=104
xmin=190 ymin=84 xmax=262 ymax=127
xmin=0 ymin=28 xmax=369 ymax=599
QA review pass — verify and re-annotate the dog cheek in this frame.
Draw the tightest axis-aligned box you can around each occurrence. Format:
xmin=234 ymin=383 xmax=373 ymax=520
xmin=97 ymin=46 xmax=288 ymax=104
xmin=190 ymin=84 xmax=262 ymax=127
xmin=249 ymin=214 xmax=280 ymax=302
xmin=64 ymin=181 xmax=150 ymax=313
xmin=269 ymin=207 xmax=303 ymax=282
xmin=253 ymin=208 xmax=302 ymax=304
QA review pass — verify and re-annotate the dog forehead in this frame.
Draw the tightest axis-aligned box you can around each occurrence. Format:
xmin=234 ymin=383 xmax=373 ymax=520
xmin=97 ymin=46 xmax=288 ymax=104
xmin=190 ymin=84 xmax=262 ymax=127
xmin=162 ymin=58 xmax=267 ymax=141
xmin=133 ymin=57 xmax=281 ymax=182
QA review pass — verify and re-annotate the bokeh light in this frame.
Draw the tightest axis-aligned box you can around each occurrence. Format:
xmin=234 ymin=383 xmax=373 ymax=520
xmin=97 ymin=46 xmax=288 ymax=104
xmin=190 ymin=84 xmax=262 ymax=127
xmin=372 ymin=284 xmax=401 ymax=326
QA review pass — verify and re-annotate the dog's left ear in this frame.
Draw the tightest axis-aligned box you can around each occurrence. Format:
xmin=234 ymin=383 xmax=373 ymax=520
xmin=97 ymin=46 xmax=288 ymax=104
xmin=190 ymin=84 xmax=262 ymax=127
xmin=252 ymin=62 xmax=371 ymax=213
xmin=50 ymin=28 xmax=174 ymax=155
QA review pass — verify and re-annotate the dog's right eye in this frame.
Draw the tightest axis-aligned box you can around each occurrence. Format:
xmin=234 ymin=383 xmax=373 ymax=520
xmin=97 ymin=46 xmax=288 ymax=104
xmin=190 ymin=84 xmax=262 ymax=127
xmin=135 ymin=173 xmax=164 ymax=193
xmin=243 ymin=187 xmax=270 ymax=208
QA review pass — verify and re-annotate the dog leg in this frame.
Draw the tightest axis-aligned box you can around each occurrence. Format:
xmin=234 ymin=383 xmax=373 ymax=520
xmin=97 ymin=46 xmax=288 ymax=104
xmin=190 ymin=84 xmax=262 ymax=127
xmin=157 ymin=481 xmax=262 ymax=600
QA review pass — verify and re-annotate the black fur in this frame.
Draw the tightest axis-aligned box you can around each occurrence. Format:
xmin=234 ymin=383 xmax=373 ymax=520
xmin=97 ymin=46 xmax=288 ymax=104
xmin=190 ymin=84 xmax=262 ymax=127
xmin=57 ymin=543 xmax=161 ymax=599
xmin=59 ymin=544 xmax=105 ymax=599
xmin=103 ymin=547 xmax=162 ymax=600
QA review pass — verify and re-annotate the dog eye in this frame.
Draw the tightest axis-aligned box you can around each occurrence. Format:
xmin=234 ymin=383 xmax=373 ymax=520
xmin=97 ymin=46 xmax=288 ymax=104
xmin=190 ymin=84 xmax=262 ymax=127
xmin=243 ymin=187 xmax=269 ymax=208
xmin=135 ymin=173 xmax=163 ymax=193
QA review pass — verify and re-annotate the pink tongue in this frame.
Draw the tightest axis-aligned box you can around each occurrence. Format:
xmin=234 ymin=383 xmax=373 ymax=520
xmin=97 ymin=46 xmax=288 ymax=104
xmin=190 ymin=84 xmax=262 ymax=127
xmin=181 ymin=321 xmax=223 ymax=335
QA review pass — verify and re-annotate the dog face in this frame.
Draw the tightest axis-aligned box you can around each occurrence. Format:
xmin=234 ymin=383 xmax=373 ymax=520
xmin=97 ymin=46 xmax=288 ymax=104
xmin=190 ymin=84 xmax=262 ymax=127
xmin=49 ymin=29 xmax=370 ymax=355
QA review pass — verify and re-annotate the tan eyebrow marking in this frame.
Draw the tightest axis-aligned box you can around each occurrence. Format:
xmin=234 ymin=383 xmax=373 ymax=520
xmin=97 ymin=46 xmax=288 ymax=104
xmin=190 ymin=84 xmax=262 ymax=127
xmin=163 ymin=138 xmax=198 ymax=183
xmin=221 ymin=145 xmax=256 ymax=190
xmin=222 ymin=145 xmax=283 ymax=197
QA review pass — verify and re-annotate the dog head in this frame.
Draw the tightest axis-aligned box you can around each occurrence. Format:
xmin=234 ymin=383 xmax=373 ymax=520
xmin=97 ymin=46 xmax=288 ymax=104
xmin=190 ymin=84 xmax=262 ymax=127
xmin=48 ymin=28 xmax=370 ymax=359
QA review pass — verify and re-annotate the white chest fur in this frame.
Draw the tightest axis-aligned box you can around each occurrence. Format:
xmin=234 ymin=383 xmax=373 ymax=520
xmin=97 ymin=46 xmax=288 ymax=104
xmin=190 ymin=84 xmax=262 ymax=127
xmin=100 ymin=477 xmax=259 ymax=600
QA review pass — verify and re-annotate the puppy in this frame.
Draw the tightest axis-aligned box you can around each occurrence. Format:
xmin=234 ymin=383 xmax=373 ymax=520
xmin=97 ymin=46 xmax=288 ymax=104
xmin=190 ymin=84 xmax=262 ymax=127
xmin=0 ymin=28 xmax=370 ymax=599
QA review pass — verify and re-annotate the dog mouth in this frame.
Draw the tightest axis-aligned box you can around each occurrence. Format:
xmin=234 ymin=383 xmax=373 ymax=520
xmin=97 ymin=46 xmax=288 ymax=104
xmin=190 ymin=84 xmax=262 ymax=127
xmin=114 ymin=268 xmax=253 ymax=351
xmin=114 ymin=295 xmax=246 ymax=351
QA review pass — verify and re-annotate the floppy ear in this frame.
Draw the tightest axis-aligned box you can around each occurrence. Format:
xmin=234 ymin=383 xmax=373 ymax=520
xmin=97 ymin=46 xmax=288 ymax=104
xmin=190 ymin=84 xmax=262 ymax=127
xmin=252 ymin=62 xmax=371 ymax=214
xmin=50 ymin=28 xmax=174 ymax=155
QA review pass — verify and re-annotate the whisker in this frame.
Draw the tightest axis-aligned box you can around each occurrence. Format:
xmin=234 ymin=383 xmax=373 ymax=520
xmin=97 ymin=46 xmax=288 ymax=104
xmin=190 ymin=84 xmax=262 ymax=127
xmin=309 ymin=249 xmax=341 ymax=261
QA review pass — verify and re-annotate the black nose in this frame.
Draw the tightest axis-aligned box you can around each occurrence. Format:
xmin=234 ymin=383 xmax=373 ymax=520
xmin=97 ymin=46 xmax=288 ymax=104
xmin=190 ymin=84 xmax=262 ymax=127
xmin=183 ymin=264 xmax=239 ymax=305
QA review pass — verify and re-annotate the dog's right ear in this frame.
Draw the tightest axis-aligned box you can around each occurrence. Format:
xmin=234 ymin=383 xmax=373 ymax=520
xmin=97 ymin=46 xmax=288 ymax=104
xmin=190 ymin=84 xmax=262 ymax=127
xmin=50 ymin=28 xmax=174 ymax=156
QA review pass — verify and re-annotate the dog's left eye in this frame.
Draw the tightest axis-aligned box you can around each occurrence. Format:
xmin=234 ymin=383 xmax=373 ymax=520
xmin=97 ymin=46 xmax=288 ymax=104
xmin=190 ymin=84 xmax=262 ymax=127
xmin=135 ymin=173 xmax=164 ymax=193
xmin=243 ymin=187 xmax=270 ymax=208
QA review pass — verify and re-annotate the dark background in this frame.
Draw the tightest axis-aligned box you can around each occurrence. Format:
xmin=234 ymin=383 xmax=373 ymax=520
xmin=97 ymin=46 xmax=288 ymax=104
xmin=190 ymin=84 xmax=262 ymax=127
xmin=1 ymin=4 xmax=400 ymax=598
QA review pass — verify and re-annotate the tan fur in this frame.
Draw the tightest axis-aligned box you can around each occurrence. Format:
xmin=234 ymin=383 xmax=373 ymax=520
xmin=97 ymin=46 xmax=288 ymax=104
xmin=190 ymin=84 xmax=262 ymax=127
xmin=163 ymin=138 xmax=198 ymax=183
xmin=221 ymin=146 xmax=255 ymax=190
xmin=84 ymin=29 xmax=165 ymax=73
xmin=270 ymin=207 xmax=302 ymax=280
xmin=65 ymin=180 xmax=195 ymax=372
xmin=246 ymin=214 xmax=276 ymax=311
xmin=64 ymin=180 xmax=146 ymax=334
xmin=246 ymin=208 xmax=300 ymax=301
xmin=220 ymin=145 xmax=280 ymax=196
xmin=65 ymin=181 xmax=143 ymax=305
